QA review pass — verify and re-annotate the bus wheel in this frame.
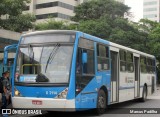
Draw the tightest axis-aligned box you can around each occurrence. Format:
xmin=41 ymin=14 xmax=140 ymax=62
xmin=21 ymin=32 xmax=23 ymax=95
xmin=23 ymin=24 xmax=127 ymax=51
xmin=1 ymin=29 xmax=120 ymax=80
xmin=95 ymin=89 xmax=107 ymax=115
xmin=140 ymin=85 xmax=147 ymax=102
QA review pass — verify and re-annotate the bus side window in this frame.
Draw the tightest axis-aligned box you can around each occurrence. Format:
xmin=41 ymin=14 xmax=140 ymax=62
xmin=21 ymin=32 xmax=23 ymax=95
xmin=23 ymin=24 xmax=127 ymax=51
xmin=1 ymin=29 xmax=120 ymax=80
xmin=82 ymin=49 xmax=94 ymax=75
xmin=76 ymin=47 xmax=95 ymax=75
xmin=152 ymin=59 xmax=156 ymax=73
xmin=76 ymin=38 xmax=95 ymax=95
xmin=97 ymin=44 xmax=110 ymax=71
xmin=146 ymin=58 xmax=156 ymax=74
xmin=140 ymin=56 xmax=147 ymax=73
xmin=76 ymin=48 xmax=82 ymax=74
xmin=78 ymin=38 xmax=95 ymax=75
xmin=120 ymin=50 xmax=126 ymax=72
xmin=126 ymin=52 xmax=134 ymax=72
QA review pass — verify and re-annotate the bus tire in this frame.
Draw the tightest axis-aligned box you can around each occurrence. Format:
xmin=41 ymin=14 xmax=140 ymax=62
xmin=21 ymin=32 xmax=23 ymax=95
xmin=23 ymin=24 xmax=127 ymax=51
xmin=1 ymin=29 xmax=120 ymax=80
xmin=95 ymin=89 xmax=107 ymax=115
xmin=140 ymin=85 xmax=147 ymax=102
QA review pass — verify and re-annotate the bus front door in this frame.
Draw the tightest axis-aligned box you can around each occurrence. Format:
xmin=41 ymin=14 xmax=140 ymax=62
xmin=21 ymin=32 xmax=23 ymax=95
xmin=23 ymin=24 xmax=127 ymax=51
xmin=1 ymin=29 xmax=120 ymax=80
xmin=134 ymin=56 xmax=140 ymax=98
xmin=110 ymin=51 xmax=118 ymax=102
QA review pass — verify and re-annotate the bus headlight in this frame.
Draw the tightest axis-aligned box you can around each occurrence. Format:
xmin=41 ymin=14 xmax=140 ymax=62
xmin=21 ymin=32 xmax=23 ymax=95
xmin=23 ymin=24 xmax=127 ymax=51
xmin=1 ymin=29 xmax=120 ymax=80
xmin=56 ymin=88 xmax=68 ymax=99
xmin=14 ymin=89 xmax=21 ymax=96
xmin=15 ymin=90 xmax=19 ymax=96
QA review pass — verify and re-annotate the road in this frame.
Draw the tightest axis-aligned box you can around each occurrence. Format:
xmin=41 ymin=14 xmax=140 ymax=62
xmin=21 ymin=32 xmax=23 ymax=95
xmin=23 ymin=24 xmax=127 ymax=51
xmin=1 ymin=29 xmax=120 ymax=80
xmin=2 ymin=86 xmax=160 ymax=117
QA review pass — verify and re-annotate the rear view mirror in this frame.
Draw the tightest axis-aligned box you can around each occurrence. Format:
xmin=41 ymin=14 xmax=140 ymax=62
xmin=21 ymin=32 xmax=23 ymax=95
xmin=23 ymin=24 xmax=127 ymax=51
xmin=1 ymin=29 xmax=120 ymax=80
xmin=82 ymin=52 xmax=87 ymax=64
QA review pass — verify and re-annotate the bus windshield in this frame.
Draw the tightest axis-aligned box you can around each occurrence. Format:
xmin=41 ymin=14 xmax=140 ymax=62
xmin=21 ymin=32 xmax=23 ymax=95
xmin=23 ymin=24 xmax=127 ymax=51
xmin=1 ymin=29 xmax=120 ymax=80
xmin=15 ymin=44 xmax=73 ymax=84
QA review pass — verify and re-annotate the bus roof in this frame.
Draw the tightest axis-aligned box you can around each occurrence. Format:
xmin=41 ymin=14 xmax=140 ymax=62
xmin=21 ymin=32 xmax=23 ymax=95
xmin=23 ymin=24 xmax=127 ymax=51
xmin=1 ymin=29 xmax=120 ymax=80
xmin=22 ymin=30 xmax=155 ymax=58
xmin=109 ymin=42 xmax=155 ymax=58
xmin=22 ymin=30 xmax=77 ymax=37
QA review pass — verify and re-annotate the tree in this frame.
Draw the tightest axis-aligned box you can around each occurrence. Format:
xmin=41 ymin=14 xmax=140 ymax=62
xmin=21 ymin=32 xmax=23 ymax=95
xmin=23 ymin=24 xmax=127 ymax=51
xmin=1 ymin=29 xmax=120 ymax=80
xmin=72 ymin=0 xmax=130 ymax=21
xmin=148 ymin=24 xmax=160 ymax=54
xmin=136 ymin=19 xmax=160 ymax=55
xmin=35 ymin=19 xmax=76 ymax=30
xmin=78 ymin=18 xmax=111 ymax=39
xmin=0 ymin=0 xmax=36 ymax=32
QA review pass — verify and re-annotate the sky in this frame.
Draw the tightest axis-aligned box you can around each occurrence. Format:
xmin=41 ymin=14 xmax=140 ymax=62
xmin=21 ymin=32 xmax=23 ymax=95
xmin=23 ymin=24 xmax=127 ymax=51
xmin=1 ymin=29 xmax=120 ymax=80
xmin=125 ymin=0 xmax=143 ymax=22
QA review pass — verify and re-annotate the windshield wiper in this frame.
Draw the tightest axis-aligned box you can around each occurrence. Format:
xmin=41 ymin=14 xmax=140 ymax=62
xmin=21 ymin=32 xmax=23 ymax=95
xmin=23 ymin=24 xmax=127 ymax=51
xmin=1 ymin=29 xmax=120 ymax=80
xmin=45 ymin=43 xmax=60 ymax=73
xmin=49 ymin=44 xmax=61 ymax=63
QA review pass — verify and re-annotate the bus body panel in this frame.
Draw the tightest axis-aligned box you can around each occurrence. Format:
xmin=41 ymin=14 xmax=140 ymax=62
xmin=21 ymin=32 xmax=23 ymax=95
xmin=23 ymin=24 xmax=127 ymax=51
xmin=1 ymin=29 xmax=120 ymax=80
xmin=119 ymin=72 xmax=135 ymax=102
xmin=15 ymin=86 xmax=67 ymax=98
xmin=140 ymin=73 xmax=156 ymax=97
xmin=75 ymin=71 xmax=111 ymax=109
xmin=75 ymin=32 xmax=111 ymax=109
xmin=75 ymin=77 xmax=98 ymax=109
xmin=12 ymin=97 xmax=75 ymax=110
xmin=66 ymin=32 xmax=82 ymax=100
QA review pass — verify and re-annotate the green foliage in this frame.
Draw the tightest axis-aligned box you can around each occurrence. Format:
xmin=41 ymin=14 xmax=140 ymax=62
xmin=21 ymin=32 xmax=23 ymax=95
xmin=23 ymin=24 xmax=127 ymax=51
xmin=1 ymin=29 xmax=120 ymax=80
xmin=78 ymin=19 xmax=111 ymax=39
xmin=148 ymin=24 xmax=160 ymax=56
xmin=0 ymin=0 xmax=30 ymax=16
xmin=35 ymin=19 xmax=74 ymax=30
xmin=35 ymin=19 xmax=65 ymax=30
xmin=0 ymin=0 xmax=36 ymax=32
xmin=1 ymin=14 xmax=36 ymax=32
xmin=137 ymin=19 xmax=160 ymax=55
xmin=72 ymin=0 xmax=130 ymax=21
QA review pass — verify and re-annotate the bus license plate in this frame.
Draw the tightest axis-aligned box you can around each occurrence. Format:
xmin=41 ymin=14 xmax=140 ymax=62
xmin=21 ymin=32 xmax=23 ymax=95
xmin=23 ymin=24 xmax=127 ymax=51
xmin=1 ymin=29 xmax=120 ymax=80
xmin=32 ymin=100 xmax=42 ymax=105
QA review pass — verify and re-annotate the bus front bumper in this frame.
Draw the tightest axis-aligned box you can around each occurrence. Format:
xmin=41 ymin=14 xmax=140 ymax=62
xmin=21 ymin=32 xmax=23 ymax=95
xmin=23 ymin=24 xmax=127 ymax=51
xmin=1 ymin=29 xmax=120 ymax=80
xmin=12 ymin=97 xmax=75 ymax=111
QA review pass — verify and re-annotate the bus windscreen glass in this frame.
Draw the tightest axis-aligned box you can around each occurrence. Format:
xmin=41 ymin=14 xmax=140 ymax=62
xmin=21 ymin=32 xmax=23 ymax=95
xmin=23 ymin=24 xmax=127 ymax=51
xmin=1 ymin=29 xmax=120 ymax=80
xmin=15 ymin=44 xmax=73 ymax=84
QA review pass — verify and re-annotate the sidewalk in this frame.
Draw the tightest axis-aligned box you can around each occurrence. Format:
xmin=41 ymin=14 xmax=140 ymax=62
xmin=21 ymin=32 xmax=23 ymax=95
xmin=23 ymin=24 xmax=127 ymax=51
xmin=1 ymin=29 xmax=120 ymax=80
xmin=147 ymin=85 xmax=160 ymax=99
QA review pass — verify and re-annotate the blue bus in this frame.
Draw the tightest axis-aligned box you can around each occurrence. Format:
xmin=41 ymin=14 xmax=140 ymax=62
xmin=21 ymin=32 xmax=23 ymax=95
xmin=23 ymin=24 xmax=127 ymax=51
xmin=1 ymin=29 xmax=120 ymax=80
xmin=4 ymin=30 xmax=156 ymax=114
